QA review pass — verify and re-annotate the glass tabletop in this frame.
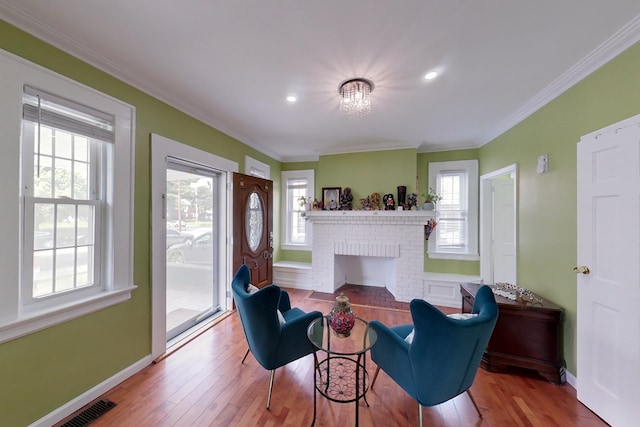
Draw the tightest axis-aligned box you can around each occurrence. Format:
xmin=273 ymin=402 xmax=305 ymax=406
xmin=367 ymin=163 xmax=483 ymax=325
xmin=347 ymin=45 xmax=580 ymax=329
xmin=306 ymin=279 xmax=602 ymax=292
xmin=307 ymin=316 xmax=377 ymax=356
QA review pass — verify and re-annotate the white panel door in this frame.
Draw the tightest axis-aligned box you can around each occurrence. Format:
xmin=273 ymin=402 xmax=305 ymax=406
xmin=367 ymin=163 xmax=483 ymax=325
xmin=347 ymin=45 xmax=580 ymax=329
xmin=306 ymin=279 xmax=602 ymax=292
xmin=577 ymin=117 xmax=640 ymax=427
xmin=492 ymin=177 xmax=516 ymax=284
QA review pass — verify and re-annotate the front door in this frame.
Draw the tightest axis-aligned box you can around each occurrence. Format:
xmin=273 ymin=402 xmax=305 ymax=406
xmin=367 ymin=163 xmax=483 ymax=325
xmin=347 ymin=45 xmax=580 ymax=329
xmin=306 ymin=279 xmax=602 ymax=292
xmin=233 ymin=173 xmax=273 ymax=287
xmin=577 ymin=116 xmax=640 ymax=426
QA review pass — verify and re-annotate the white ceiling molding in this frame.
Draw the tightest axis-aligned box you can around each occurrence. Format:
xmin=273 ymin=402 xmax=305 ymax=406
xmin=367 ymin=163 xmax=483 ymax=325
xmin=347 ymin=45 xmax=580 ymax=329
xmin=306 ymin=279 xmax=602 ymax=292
xmin=479 ymin=14 xmax=640 ymax=147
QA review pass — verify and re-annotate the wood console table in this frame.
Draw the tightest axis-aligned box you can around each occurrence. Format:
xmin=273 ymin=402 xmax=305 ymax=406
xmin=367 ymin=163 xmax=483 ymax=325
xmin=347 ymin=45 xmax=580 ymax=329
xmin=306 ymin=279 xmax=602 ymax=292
xmin=460 ymin=283 xmax=566 ymax=384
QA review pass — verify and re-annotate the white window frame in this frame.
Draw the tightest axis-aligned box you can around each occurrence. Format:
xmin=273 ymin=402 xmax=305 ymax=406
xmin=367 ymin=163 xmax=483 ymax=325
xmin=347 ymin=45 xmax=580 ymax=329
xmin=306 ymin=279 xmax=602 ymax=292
xmin=0 ymin=49 xmax=136 ymax=344
xmin=281 ymin=170 xmax=314 ymax=250
xmin=428 ymin=160 xmax=479 ymax=261
xmin=21 ymin=88 xmax=109 ymax=305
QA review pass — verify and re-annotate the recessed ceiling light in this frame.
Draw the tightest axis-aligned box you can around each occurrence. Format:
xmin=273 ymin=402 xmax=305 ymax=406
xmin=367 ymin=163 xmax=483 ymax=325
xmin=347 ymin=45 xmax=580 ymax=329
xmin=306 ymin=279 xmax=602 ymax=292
xmin=424 ymin=71 xmax=438 ymax=80
xmin=286 ymin=95 xmax=297 ymax=103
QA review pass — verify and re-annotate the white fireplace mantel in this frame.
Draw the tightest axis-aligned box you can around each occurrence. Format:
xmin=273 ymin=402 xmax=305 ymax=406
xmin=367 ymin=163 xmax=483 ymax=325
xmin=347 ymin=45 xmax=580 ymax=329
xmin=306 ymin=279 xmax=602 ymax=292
xmin=305 ymin=209 xmax=434 ymax=223
xmin=305 ymin=209 xmax=436 ymax=302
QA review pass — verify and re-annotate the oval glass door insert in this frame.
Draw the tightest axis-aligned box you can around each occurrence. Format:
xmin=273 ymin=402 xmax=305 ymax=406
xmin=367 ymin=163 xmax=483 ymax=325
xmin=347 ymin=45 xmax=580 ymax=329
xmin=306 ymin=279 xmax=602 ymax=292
xmin=246 ymin=192 xmax=263 ymax=251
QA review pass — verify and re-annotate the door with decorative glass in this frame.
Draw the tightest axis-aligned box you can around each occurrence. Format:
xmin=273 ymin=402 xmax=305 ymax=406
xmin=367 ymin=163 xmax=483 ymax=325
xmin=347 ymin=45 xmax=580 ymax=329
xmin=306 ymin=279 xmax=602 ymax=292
xmin=233 ymin=173 xmax=273 ymax=288
xmin=165 ymin=161 xmax=220 ymax=341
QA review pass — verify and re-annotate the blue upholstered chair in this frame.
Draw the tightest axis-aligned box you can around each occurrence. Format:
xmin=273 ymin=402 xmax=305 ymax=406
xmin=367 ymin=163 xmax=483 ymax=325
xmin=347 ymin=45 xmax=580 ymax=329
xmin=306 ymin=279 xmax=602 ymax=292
xmin=231 ymin=264 xmax=322 ymax=409
xmin=369 ymin=285 xmax=498 ymax=426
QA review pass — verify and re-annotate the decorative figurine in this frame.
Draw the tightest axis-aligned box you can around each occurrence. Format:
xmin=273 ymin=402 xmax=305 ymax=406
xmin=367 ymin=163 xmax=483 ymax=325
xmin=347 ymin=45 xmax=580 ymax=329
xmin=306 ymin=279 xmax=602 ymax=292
xmin=370 ymin=192 xmax=381 ymax=210
xmin=340 ymin=187 xmax=353 ymax=210
xmin=360 ymin=196 xmax=371 ymax=210
xmin=407 ymin=192 xmax=418 ymax=210
xmin=383 ymin=193 xmax=395 ymax=210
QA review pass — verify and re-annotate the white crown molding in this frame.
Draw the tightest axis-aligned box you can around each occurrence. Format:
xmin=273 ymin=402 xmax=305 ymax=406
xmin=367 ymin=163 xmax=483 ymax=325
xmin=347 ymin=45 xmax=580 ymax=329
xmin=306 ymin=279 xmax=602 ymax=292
xmin=479 ymin=13 xmax=640 ymax=147
xmin=0 ymin=2 xmax=284 ymax=163
xmin=417 ymin=141 xmax=479 ymax=153
xmin=320 ymin=142 xmax=419 ymax=157
xmin=281 ymin=154 xmax=321 ymax=163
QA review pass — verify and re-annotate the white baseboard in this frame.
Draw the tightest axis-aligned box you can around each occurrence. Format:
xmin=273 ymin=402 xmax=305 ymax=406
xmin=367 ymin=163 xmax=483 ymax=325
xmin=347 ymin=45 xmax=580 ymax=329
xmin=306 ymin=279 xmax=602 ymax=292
xmin=29 ymin=355 xmax=153 ymax=427
xmin=566 ymin=370 xmax=577 ymax=389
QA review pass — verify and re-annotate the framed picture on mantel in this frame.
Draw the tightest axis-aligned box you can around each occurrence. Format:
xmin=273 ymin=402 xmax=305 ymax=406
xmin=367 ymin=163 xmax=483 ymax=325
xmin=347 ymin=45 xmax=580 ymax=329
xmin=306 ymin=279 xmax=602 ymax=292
xmin=322 ymin=187 xmax=341 ymax=210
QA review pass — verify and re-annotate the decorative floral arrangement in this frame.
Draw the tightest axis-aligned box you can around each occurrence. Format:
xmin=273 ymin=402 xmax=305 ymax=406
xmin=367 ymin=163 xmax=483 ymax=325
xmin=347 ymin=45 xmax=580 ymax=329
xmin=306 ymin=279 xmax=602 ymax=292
xmin=297 ymin=196 xmax=312 ymax=208
xmin=422 ymin=187 xmax=443 ymax=204
xmin=424 ymin=218 xmax=437 ymax=240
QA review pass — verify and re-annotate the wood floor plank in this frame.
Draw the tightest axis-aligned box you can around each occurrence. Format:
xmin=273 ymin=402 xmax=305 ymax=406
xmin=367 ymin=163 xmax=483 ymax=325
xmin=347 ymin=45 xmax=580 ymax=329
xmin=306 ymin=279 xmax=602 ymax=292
xmin=87 ymin=288 xmax=606 ymax=427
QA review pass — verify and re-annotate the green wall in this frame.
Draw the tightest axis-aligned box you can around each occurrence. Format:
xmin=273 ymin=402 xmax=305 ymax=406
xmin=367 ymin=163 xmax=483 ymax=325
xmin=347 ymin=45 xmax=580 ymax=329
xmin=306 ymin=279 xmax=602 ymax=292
xmin=479 ymin=41 xmax=640 ymax=375
xmin=318 ymin=148 xmax=418 ymax=205
xmin=0 ymin=21 xmax=280 ymax=426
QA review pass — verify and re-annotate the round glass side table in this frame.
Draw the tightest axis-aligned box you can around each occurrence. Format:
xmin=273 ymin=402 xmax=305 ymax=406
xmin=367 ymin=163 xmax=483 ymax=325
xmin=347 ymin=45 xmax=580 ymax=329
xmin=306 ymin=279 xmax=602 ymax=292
xmin=307 ymin=316 xmax=377 ymax=427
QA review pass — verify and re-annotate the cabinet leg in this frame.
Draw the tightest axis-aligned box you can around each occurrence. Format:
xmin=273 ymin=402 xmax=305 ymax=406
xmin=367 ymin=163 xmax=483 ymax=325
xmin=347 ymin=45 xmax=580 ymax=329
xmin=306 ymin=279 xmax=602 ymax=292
xmin=539 ymin=367 xmax=566 ymax=385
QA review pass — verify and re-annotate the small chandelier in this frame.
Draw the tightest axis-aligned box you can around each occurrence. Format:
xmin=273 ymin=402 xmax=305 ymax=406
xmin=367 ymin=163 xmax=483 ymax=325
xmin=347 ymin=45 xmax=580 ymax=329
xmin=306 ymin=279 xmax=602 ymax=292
xmin=338 ymin=78 xmax=373 ymax=118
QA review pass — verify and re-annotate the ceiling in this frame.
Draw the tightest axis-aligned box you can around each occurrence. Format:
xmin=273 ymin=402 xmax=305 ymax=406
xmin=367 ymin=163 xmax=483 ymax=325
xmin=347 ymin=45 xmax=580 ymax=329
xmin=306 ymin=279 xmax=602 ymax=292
xmin=2 ymin=1 xmax=640 ymax=162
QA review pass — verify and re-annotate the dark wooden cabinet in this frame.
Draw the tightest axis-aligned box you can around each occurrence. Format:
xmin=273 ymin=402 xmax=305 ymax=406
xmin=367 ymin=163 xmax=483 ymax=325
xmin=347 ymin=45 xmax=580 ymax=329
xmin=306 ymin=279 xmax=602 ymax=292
xmin=460 ymin=283 xmax=566 ymax=384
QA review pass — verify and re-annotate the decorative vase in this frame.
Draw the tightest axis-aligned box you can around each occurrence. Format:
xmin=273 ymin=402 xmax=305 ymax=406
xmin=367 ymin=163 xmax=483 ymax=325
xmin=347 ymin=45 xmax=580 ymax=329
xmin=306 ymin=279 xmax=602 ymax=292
xmin=397 ymin=185 xmax=407 ymax=207
xmin=422 ymin=202 xmax=434 ymax=211
xmin=329 ymin=294 xmax=356 ymax=337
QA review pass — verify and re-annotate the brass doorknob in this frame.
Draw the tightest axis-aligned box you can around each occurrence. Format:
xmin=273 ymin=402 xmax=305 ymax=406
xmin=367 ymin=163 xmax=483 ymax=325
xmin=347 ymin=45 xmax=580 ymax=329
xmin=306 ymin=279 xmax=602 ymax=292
xmin=573 ymin=266 xmax=590 ymax=274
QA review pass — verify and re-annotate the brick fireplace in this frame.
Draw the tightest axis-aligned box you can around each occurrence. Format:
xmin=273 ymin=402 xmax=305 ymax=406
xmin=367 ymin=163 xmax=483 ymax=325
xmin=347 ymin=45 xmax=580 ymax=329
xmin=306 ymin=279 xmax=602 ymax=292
xmin=305 ymin=210 xmax=435 ymax=303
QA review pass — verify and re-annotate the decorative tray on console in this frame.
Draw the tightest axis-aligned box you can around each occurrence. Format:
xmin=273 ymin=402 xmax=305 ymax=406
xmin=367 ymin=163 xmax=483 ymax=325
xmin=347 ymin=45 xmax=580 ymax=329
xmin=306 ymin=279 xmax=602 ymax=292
xmin=491 ymin=282 xmax=544 ymax=306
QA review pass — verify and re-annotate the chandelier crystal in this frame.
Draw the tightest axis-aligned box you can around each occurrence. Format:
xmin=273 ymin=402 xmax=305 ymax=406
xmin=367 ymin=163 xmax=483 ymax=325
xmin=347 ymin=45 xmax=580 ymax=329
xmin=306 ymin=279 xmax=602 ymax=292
xmin=338 ymin=78 xmax=373 ymax=118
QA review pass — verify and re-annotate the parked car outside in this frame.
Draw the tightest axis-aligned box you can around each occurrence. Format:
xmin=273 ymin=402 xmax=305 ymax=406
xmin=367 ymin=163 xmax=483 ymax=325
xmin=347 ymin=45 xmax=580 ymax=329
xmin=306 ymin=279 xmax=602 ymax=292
xmin=167 ymin=220 xmax=187 ymax=229
xmin=167 ymin=231 xmax=214 ymax=264
xmin=166 ymin=228 xmax=194 ymax=248
xmin=34 ymin=231 xmax=54 ymax=250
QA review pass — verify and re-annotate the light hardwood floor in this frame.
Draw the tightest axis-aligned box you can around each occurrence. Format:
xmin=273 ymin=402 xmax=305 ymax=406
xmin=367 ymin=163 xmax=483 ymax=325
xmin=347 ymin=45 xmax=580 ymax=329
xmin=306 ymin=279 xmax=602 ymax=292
xmin=86 ymin=289 xmax=607 ymax=427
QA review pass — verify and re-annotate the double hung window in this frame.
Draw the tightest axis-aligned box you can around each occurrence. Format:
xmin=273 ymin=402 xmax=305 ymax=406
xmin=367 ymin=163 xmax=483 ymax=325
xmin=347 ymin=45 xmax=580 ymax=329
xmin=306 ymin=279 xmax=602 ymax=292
xmin=429 ymin=160 xmax=479 ymax=260
xmin=281 ymin=170 xmax=314 ymax=249
xmin=22 ymin=87 xmax=110 ymax=302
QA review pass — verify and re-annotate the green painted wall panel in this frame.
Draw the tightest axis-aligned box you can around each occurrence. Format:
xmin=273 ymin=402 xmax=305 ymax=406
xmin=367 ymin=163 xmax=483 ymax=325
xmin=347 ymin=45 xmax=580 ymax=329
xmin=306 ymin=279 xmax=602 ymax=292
xmin=318 ymin=149 xmax=418 ymax=207
xmin=279 ymin=249 xmax=312 ymax=263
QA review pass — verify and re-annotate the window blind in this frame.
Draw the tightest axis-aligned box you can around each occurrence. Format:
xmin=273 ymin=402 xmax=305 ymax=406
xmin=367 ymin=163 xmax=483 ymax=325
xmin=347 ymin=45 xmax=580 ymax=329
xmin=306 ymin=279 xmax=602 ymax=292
xmin=22 ymin=85 xmax=114 ymax=143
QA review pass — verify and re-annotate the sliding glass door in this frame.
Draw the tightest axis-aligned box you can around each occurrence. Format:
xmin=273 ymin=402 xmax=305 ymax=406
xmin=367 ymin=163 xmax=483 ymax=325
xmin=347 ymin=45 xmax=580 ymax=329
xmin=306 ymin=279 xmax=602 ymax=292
xmin=165 ymin=161 xmax=220 ymax=341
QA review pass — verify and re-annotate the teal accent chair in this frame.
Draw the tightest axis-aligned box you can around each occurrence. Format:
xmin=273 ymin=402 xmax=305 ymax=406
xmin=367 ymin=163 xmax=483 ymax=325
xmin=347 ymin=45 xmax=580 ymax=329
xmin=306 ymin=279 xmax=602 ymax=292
xmin=231 ymin=264 xmax=322 ymax=409
xmin=369 ymin=285 xmax=498 ymax=426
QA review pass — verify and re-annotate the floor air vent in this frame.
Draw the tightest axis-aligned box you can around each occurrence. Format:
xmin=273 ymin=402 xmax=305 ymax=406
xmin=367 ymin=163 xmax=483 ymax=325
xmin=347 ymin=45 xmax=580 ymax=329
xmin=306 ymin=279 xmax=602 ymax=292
xmin=59 ymin=399 xmax=116 ymax=427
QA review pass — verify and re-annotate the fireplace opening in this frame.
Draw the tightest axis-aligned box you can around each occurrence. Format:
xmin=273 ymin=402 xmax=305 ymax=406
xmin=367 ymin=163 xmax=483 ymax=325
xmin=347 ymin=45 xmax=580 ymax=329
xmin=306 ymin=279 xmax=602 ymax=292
xmin=334 ymin=255 xmax=396 ymax=290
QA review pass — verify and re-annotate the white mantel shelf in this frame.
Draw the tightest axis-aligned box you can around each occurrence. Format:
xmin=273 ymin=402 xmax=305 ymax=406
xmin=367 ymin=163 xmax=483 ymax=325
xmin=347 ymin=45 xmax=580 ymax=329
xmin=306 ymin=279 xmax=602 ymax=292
xmin=305 ymin=210 xmax=435 ymax=223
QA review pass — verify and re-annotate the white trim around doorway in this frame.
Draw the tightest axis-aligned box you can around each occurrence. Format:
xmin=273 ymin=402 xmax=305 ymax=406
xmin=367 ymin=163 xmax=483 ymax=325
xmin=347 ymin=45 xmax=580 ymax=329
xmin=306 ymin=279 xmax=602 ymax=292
xmin=150 ymin=134 xmax=238 ymax=360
